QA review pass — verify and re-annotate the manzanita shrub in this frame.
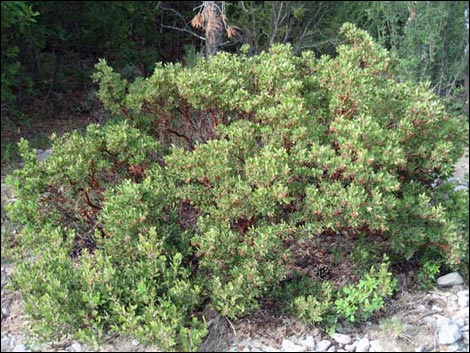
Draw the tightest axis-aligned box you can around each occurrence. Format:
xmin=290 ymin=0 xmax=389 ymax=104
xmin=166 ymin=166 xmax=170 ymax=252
xmin=6 ymin=24 xmax=469 ymax=350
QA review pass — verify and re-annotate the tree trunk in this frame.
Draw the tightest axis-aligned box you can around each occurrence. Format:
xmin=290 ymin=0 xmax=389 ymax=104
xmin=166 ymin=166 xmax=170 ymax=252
xmin=203 ymin=1 xmax=226 ymax=57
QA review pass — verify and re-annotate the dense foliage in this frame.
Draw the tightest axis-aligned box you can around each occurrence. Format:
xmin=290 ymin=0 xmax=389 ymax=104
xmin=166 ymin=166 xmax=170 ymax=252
xmin=6 ymin=23 xmax=468 ymax=350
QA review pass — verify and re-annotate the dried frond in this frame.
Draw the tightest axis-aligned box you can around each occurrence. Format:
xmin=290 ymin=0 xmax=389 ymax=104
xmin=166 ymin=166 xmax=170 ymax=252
xmin=190 ymin=13 xmax=204 ymax=29
xmin=226 ymin=26 xmax=238 ymax=39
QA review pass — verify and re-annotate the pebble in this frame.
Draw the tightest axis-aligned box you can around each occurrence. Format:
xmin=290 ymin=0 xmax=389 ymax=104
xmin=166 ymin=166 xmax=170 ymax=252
xmin=369 ymin=340 xmax=383 ymax=352
xmin=300 ymin=335 xmax=315 ymax=349
xmin=327 ymin=345 xmax=337 ymax=352
xmin=344 ymin=343 xmax=356 ymax=352
xmin=12 ymin=343 xmax=29 ymax=352
xmin=70 ymin=342 xmax=83 ymax=352
xmin=316 ymin=340 xmax=332 ymax=351
xmin=281 ymin=339 xmax=304 ymax=352
xmin=355 ymin=338 xmax=370 ymax=352
xmin=332 ymin=333 xmax=352 ymax=345
xmin=457 ymin=296 xmax=469 ymax=308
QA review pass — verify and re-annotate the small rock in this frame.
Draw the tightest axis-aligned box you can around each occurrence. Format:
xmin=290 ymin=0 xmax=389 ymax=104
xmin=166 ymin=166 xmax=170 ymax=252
xmin=281 ymin=339 xmax=304 ymax=352
xmin=438 ymin=321 xmax=463 ymax=345
xmin=300 ymin=335 xmax=315 ymax=349
xmin=436 ymin=315 xmax=452 ymax=327
xmin=445 ymin=343 xmax=460 ymax=352
xmin=458 ymin=296 xmax=469 ymax=308
xmin=332 ymin=333 xmax=352 ymax=345
xmin=454 ymin=185 xmax=468 ymax=192
xmin=316 ymin=340 xmax=332 ymax=351
xmin=242 ymin=346 xmax=251 ymax=352
xmin=327 ymin=346 xmax=337 ymax=352
xmin=131 ymin=339 xmax=140 ymax=346
xmin=1 ymin=337 xmax=11 ymax=351
xmin=2 ymin=307 xmax=10 ymax=319
xmin=70 ymin=342 xmax=82 ymax=352
xmin=461 ymin=325 xmax=469 ymax=332
xmin=258 ymin=344 xmax=281 ymax=352
xmin=369 ymin=340 xmax=383 ymax=352
xmin=12 ymin=343 xmax=28 ymax=352
xmin=437 ymin=272 xmax=464 ymax=287
xmin=37 ymin=149 xmax=52 ymax=162
xmin=355 ymin=338 xmax=370 ymax=352
xmin=457 ymin=290 xmax=469 ymax=298
xmin=345 ymin=343 xmax=356 ymax=352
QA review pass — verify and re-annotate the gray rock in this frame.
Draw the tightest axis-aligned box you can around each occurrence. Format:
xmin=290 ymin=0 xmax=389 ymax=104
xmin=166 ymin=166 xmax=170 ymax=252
xmin=438 ymin=321 xmax=463 ymax=345
xmin=355 ymin=338 xmax=370 ymax=352
xmin=437 ymin=272 xmax=464 ymax=287
xmin=332 ymin=333 xmax=352 ymax=345
xmin=445 ymin=343 xmax=461 ymax=352
xmin=462 ymin=325 xmax=469 ymax=332
xmin=300 ymin=335 xmax=315 ymax=349
xmin=37 ymin=149 xmax=52 ymax=162
xmin=1 ymin=337 xmax=11 ymax=351
xmin=316 ymin=340 xmax=332 ymax=351
xmin=281 ymin=339 xmax=304 ymax=352
xmin=454 ymin=185 xmax=468 ymax=192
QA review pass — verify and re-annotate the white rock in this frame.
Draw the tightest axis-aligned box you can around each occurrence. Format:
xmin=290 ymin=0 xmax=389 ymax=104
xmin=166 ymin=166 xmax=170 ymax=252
xmin=332 ymin=333 xmax=352 ymax=345
xmin=345 ymin=343 xmax=356 ymax=352
xmin=327 ymin=346 xmax=337 ymax=352
xmin=355 ymin=338 xmax=370 ymax=352
xmin=131 ymin=339 xmax=140 ymax=346
xmin=457 ymin=290 xmax=469 ymax=297
xmin=458 ymin=296 xmax=469 ymax=308
xmin=281 ymin=339 xmax=304 ymax=352
xmin=437 ymin=272 xmax=464 ymax=287
xmin=70 ymin=342 xmax=82 ymax=352
xmin=316 ymin=340 xmax=332 ymax=351
xmin=258 ymin=345 xmax=281 ymax=352
xmin=369 ymin=340 xmax=383 ymax=352
xmin=300 ymin=335 xmax=315 ymax=349
xmin=12 ymin=344 xmax=28 ymax=352
xmin=438 ymin=321 xmax=463 ymax=345
xmin=436 ymin=315 xmax=452 ymax=327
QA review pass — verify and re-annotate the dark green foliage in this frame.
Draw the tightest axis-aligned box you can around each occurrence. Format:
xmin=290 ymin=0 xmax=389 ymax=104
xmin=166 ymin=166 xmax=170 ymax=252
xmin=6 ymin=24 xmax=469 ymax=350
